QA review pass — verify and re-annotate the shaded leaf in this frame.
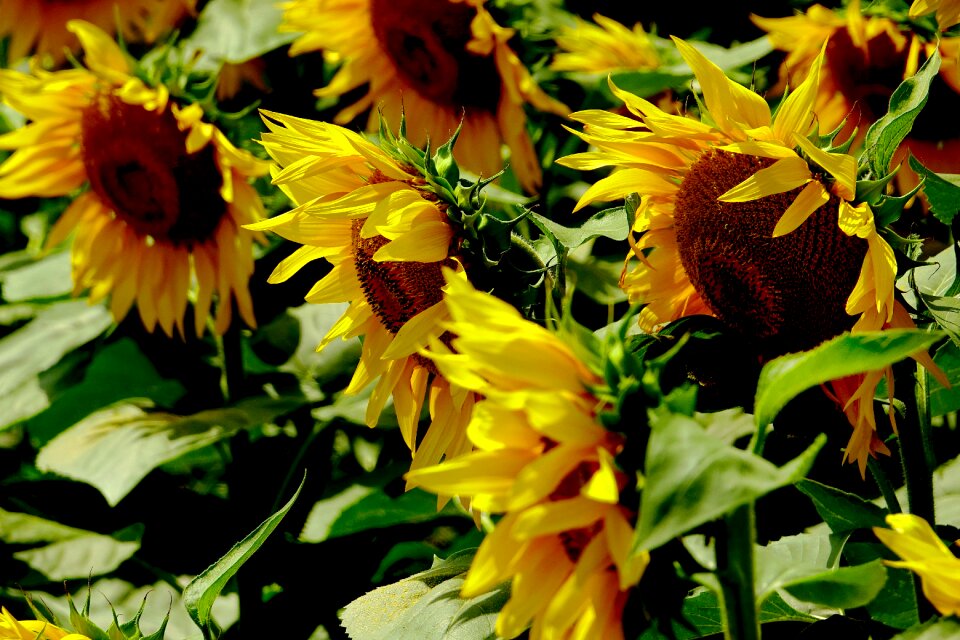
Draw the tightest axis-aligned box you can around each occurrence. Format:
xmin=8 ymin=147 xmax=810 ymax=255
xmin=183 ymin=475 xmax=304 ymax=638
xmin=783 ymin=559 xmax=886 ymax=609
xmin=633 ymin=411 xmax=823 ymax=553
xmin=796 ymin=479 xmax=888 ymax=534
xmin=892 ymin=618 xmax=960 ymax=639
xmin=567 ymin=254 xmax=628 ymax=304
xmin=182 ymin=0 xmax=296 ymax=65
xmin=754 ymin=330 xmax=942 ymax=427
xmin=527 ymin=206 xmax=629 ymax=250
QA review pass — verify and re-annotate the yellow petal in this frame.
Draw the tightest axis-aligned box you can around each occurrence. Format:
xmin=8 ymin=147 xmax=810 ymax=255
xmin=67 ymin=20 xmax=131 ymax=80
xmin=772 ymin=45 xmax=824 ymax=143
xmin=372 ymin=221 xmax=453 ymax=262
xmin=718 ymin=155 xmax=811 ymax=202
xmin=772 ymin=181 xmax=830 ymax=237
xmin=381 ymin=301 xmax=448 ymax=360
xmin=794 ymin=135 xmax=856 ymax=199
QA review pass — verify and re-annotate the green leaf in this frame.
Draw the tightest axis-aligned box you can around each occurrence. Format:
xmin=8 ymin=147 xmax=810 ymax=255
xmin=567 ymin=254 xmax=628 ymax=305
xmin=300 ymin=484 xmax=464 ymax=543
xmin=0 ymin=250 xmax=72 ymax=302
xmin=782 ymin=559 xmax=885 ymax=609
xmin=862 ymin=50 xmax=941 ymax=178
xmin=796 ymin=479 xmax=888 ymax=534
xmin=341 ymin=550 xmax=508 ymax=640
xmin=754 ymin=330 xmax=943 ymax=427
xmin=27 ymin=339 xmax=186 ymax=446
xmin=36 ymin=396 xmax=305 ymax=506
xmin=182 ymin=0 xmax=297 ymax=65
xmin=633 ymin=411 xmax=823 ymax=553
xmin=182 ymin=474 xmax=305 ymax=638
xmin=527 ymin=206 xmax=629 ymax=250
xmin=0 ymin=508 xmax=140 ymax=581
xmin=929 ymin=340 xmax=960 ymax=415
xmin=892 ymin=618 xmax=960 ymax=640
xmin=843 ymin=541 xmax=919 ymax=629
xmin=0 ymin=299 xmax=112 ymax=430
xmin=908 ymin=155 xmax=960 ymax=224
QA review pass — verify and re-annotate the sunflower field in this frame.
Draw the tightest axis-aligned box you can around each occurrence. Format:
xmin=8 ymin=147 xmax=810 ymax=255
xmin=2 ymin=0 xmax=960 ymax=638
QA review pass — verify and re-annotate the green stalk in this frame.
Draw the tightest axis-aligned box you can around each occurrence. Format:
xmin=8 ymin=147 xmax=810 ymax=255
xmin=716 ymin=503 xmax=760 ymax=640
xmin=219 ymin=313 xmax=245 ymax=404
xmin=867 ymin=457 xmax=902 ymax=514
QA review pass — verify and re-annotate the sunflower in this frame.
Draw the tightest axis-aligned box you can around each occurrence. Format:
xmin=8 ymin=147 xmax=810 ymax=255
xmin=0 ymin=21 xmax=267 ymax=337
xmin=0 ymin=0 xmax=196 ymax=63
xmin=251 ymin=110 xmax=491 ymax=473
xmin=874 ymin=513 xmax=960 ymax=616
xmin=0 ymin=608 xmax=89 ymax=640
xmin=551 ymin=13 xmax=660 ymax=74
xmin=280 ymin=0 xmax=568 ymax=193
xmin=557 ymin=37 xmax=940 ymax=475
xmin=753 ymin=0 xmax=960 ymax=187
xmin=911 ymin=0 xmax=960 ymax=31
xmin=405 ymin=271 xmax=646 ymax=640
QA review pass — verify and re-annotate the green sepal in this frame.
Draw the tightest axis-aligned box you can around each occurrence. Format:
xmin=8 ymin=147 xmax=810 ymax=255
xmin=872 ymin=185 xmax=923 ymax=228
xmin=67 ymin=592 xmax=110 ymax=640
xmin=855 ymin=167 xmax=901 ymax=205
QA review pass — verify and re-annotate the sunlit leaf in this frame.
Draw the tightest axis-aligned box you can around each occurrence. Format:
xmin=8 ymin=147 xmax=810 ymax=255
xmin=527 ymin=206 xmax=629 ymax=251
xmin=341 ymin=550 xmax=508 ymax=640
xmin=892 ymin=618 xmax=960 ymax=639
xmin=183 ymin=475 xmax=304 ymax=639
xmin=754 ymin=330 xmax=943 ymax=427
xmin=908 ymin=155 xmax=960 ymax=224
xmin=182 ymin=0 xmax=296 ymax=65
xmin=36 ymin=396 xmax=306 ymax=506
xmin=0 ymin=508 xmax=140 ymax=581
xmin=0 ymin=250 xmax=71 ymax=302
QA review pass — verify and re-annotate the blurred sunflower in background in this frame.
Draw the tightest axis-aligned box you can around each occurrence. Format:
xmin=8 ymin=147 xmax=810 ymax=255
xmin=406 ymin=272 xmax=646 ymax=640
xmin=0 ymin=21 xmax=268 ymax=337
xmin=559 ymin=38 xmax=944 ymax=475
xmin=280 ymin=0 xmax=569 ymax=193
xmin=753 ymin=0 xmax=960 ymax=192
xmin=0 ymin=0 xmax=196 ymax=63
xmin=551 ymin=13 xmax=660 ymax=75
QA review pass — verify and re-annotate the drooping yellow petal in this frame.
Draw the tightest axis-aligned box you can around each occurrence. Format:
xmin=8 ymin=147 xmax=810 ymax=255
xmin=772 ymin=181 xmax=829 ymax=237
xmin=794 ymin=135 xmax=856 ymax=199
xmin=718 ymin=155 xmax=811 ymax=202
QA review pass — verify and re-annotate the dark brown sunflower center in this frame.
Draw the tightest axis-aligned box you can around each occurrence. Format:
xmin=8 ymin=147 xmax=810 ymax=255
xmin=673 ymin=150 xmax=867 ymax=355
xmin=79 ymin=92 xmax=227 ymax=245
xmin=369 ymin=0 xmax=501 ymax=111
xmin=351 ymin=219 xmax=449 ymax=338
xmin=826 ymin=29 xmax=960 ymax=144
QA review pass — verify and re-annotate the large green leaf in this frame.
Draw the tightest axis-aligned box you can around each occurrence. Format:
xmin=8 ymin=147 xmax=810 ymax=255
xmin=633 ymin=410 xmax=823 ymax=553
xmin=892 ymin=618 xmax=960 ymax=639
xmin=843 ymin=541 xmax=919 ymax=629
xmin=341 ymin=550 xmax=508 ymax=640
xmin=908 ymin=156 xmax=960 ymax=224
xmin=796 ymin=479 xmax=888 ymax=534
xmin=36 ymin=396 xmax=305 ymax=506
xmin=862 ymin=50 xmax=941 ymax=178
xmin=0 ymin=299 xmax=111 ymax=431
xmin=182 ymin=475 xmax=305 ymax=639
xmin=27 ymin=338 xmax=186 ymax=446
xmin=754 ymin=330 xmax=943 ymax=427
xmin=0 ymin=250 xmax=72 ymax=302
xmin=0 ymin=508 xmax=140 ymax=581
xmin=300 ymin=483 xmax=465 ymax=543
xmin=527 ymin=206 xmax=629 ymax=251
xmin=566 ymin=254 xmax=628 ymax=305
xmin=182 ymin=0 xmax=298 ymax=65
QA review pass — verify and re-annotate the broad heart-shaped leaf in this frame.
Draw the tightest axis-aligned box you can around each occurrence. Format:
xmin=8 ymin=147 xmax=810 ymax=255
xmin=843 ymin=541 xmax=919 ymax=629
xmin=566 ymin=254 xmax=628 ymax=305
xmin=183 ymin=475 xmax=305 ymax=638
xmin=862 ymin=50 xmax=940 ymax=178
xmin=754 ymin=330 xmax=943 ymax=427
xmin=908 ymin=155 xmax=960 ymax=224
xmin=632 ymin=410 xmax=823 ymax=554
xmin=27 ymin=338 xmax=186 ymax=446
xmin=918 ymin=292 xmax=960 ymax=344
xmin=300 ymin=483 xmax=466 ymax=543
xmin=181 ymin=0 xmax=297 ymax=65
xmin=782 ymin=559 xmax=886 ymax=609
xmin=527 ymin=206 xmax=629 ymax=251
xmin=36 ymin=396 xmax=306 ymax=506
xmin=0 ymin=508 xmax=140 ymax=581
xmin=928 ymin=340 xmax=960 ymax=415
xmin=796 ymin=479 xmax=888 ymax=534
xmin=341 ymin=549 xmax=508 ymax=640
xmin=892 ymin=618 xmax=960 ymax=639
xmin=0 ymin=299 xmax=112 ymax=431
xmin=636 ymin=590 xmax=814 ymax=640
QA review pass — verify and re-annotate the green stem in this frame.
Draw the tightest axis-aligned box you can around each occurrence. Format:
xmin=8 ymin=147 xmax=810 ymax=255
xmin=896 ymin=361 xmax=937 ymax=621
xmin=271 ymin=421 xmax=321 ymax=514
xmin=220 ymin=315 xmax=245 ymax=404
xmin=717 ymin=503 xmax=760 ymax=640
xmin=867 ymin=457 xmax=902 ymax=514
